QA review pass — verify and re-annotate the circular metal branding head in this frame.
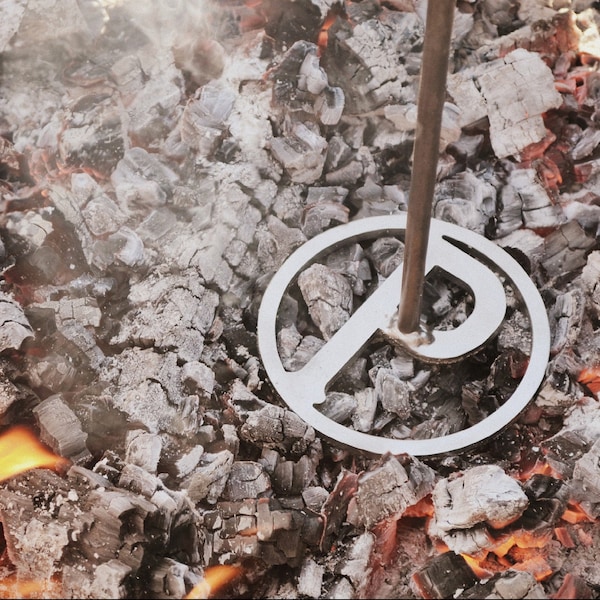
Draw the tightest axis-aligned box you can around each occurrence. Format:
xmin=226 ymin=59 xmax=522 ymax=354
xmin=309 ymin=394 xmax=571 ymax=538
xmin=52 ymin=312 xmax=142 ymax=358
xmin=257 ymin=215 xmax=550 ymax=457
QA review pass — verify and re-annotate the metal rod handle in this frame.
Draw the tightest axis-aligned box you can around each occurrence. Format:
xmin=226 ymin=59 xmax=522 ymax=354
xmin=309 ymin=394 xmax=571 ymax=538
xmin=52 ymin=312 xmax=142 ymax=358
xmin=397 ymin=0 xmax=455 ymax=334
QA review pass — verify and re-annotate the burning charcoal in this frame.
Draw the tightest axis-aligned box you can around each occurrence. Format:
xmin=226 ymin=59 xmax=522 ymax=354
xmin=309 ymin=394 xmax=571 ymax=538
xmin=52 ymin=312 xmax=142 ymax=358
xmin=147 ymin=557 xmax=199 ymax=600
xmin=102 ymin=348 xmax=202 ymax=436
xmin=32 ymin=394 xmax=91 ymax=464
xmin=366 ymin=236 xmax=405 ymax=277
xmin=111 ymin=147 xmax=179 ymax=211
xmin=412 ymin=551 xmax=478 ymax=600
xmin=548 ymin=289 xmax=585 ymax=355
xmin=542 ymin=429 xmax=592 ymax=479
xmin=552 ymin=573 xmax=596 ymax=600
xmin=347 ymin=454 xmax=437 ymax=529
xmin=496 ymin=228 xmax=545 ymax=272
xmin=256 ymin=215 xmax=307 ymax=273
xmin=299 ymin=49 xmax=328 ymax=95
xmin=500 ymin=168 xmax=564 ymax=232
xmin=110 ymin=269 xmax=219 ymax=363
xmin=519 ymin=473 xmax=569 ymax=530
xmin=298 ymin=557 xmax=324 ymax=598
xmin=447 ymin=48 xmax=563 ymax=159
xmin=0 ymin=291 xmax=33 ymax=352
xmin=269 ymin=122 xmax=328 ymax=184
xmin=0 ymin=470 xmax=74 ymax=580
xmin=301 ymin=197 xmax=349 ymax=238
xmin=315 ymin=85 xmax=345 ymax=126
xmin=374 ymin=368 xmax=411 ymax=419
xmin=384 ymin=102 xmax=462 ymax=149
xmin=72 ymin=172 xmax=127 ymax=236
xmin=58 ymin=101 xmax=125 ymax=173
xmin=581 ymin=250 xmax=600 ymax=319
xmin=351 ymin=387 xmax=377 ymax=433
xmin=240 ymin=404 xmax=317 ymax=455
xmin=0 ymin=0 xmax=27 ymax=52
xmin=180 ymin=81 xmax=235 ymax=156
xmin=338 ymin=531 xmax=375 ymax=589
xmin=124 ymin=430 xmax=162 ymax=474
xmin=301 ymin=199 xmax=349 ymax=238
xmin=318 ymin=391 xmax=357 ymax=424
xmin=185 ymin=450 xmax=234 ymax=504
xmin=297 ymin=263 xmax=353 ymax=340
xmin=181 ymin=361 xmax=216 ymax=399
xmin=325 ymin=241 xmax=371 ymax=296
xmin=119 ymin=463 xmax=160 ymax=498
xmin=571 ymin=438 xmax=600 ymax=517
xmin=541 ymin=221 xmax=596 ymax=281
xmin=87 ymin=559 xmax=132 ymax=600
xmin=429 ymin=465 xmax=529 ymax=555
xmin=434 ymin=171 xmax=497 ymax=235
xmin=457 ymin=569 xmax=546 ymax=599
xmin=261 ymin=0 xmax=339 ymax=47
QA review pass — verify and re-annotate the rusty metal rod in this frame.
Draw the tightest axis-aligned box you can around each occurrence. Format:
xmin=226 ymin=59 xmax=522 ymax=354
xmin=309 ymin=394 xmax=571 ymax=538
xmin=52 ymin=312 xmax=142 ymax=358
xmin=397 ymin=0 xmax=455 ymax=334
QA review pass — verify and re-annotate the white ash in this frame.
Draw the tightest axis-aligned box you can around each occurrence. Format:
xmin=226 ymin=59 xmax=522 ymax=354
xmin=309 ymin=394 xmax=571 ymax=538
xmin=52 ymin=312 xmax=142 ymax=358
xmin=447 ymin=49 xmax=563 ymax=159
xmin=429 ymin=465 xmax=529 ymax=553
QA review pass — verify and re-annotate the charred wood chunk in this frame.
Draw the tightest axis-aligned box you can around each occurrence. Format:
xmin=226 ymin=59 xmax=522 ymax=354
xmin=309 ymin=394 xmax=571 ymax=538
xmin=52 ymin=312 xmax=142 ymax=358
xmin=269 ymin=122 xmax=328 ymax=184
xmin=581 ymin=250 xmax=600 ymax=320
xmin=571 ymin=437 xmax=600 ymax=518
xmin=320 ymin=469 xmax=358 ymax=551
xmin=0 ymin=469 xmax=77 ymax=580
xmin=541 ymin=220 xmax=596 ymax=282
xmin=240 ymin=403 xmax=316 ymax=456
xmin=519 ymin=473 xmax=569 ymax=530
xmin=0 ymin=291 xmax=34 ymax=352
xmin=223 ymin=461 xmax=271 ymax=501
xmin=552 ymin=573 xmax=596 ymax=600
xmin=347 ymin=453 xmax=436 ymax=530
xmin=447 ymin=48 xmax=562 ymax=159
xmin=261 ymin=0 xmax=336 ymax=47
xmin=298 ymin=263 xmax=353 ymax=340
xmin=88 ymin=559 xmax=133 ymax=600
xmin=32 ymin=393 xmax=91 ymax=464
xmin=412 ymin=551 xmax=477 ymax=600
xmin=185 ymin=450 xmax=234 ymax=504
xmin=457 ymin=569 xmax=546 ymax=600
xmin=429 ymin=465 xmax=529 ymax=556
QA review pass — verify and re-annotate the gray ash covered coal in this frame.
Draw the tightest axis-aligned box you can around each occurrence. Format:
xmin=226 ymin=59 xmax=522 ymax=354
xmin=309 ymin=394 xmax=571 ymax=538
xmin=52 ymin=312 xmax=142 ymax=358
xmin=0 ymin=0 xmax=599 ymax=598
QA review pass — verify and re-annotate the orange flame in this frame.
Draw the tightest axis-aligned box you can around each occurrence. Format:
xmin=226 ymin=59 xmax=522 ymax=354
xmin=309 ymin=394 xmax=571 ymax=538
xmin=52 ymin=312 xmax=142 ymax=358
xmin=0 ymin=574 xmax=62 ymax=599
xmin=0 ymin=426 xmax=69 ymax=482
xmin=317 ymin=12 xmax=337 ymax=52
xmin=185 ymin=565 xmax=242 ymax=600
xmin=461 ymin=554 xmax=493 ymax=579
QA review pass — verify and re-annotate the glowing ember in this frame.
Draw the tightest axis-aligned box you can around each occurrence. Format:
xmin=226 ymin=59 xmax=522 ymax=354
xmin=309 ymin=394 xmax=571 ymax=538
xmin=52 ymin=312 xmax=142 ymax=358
xmin=317 ymin=11 xmax=338 ymax=52
xmin=561 ymin=502 xmax=594 ymax=524
xmin=517 ymin=459 xmax=560 ymax=481
xmin=185 ymin=565 xmax=242 ymax=600
xmin=578 ymin=366 xmax=600 ymax=396
xmin=0 ymin=574 xmax=62 ymax=599
xmin=0 ymin=426 xmax=69 ymax=482
xmin=461 ymin=554 xmax=493 ymax=580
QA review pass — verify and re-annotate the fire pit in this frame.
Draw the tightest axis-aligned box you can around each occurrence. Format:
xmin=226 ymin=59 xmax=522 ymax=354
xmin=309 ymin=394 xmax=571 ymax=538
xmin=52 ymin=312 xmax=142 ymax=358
xmin=0 ymin=1 xmax=599 ymax=598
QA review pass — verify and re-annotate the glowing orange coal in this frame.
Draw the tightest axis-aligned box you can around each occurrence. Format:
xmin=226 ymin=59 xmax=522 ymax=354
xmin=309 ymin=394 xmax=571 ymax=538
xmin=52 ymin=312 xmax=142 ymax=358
xmin=185 ymin=565 xmax=242 ymax=600
xmin=0 ymin=574 xmax=62 ymax=599
xmin=0 ymin=426 xmax=69 ymax=482
xmin=578 ymin=366 xmax=600 ymax=396
xmin=317 ymin=11 xmax=338 ymax=53
xmin=516 ymin=458 xmax=561 ymax=482
xmin=560 ymin=501 xmax=594 ymax=525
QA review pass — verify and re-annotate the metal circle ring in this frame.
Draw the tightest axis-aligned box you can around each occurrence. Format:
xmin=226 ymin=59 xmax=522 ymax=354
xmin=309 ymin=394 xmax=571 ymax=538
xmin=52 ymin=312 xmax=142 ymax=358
xmin=257 ymin=214 xmax=551 ymax=457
